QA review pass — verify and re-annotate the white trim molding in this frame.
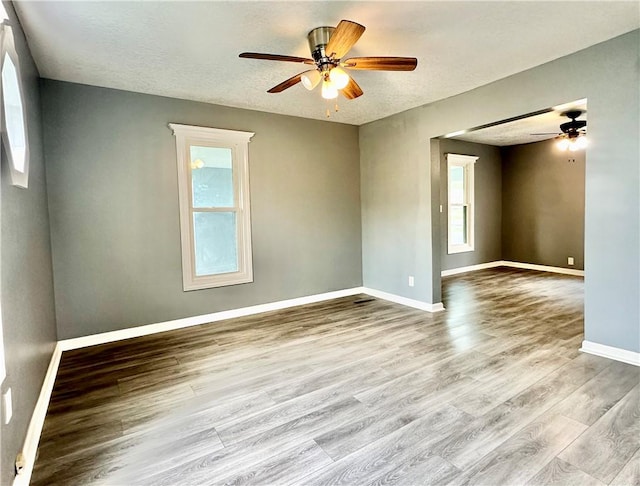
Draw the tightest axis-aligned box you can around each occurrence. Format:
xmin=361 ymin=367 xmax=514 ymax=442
xmin=363 ymin=287 xmax=445 ymax=312
xmin=60 ymin=288 xmax=365 ymax=351
xmin=501 ymin=260 xmax=584 ymax=277
xmin=169 ymin=123 xmax=255 ymax=291
xmin=580 ymin=340 xmax=640 ymax=367
xmin=13 ymin=344 xmax=62 ymax=486
xmin=441 ymin=261 xmax=503 ymax=276
xmin=446 ymin=153 xmax=477 ymax=255
xmin=441 ymin=260 xmax=584 ymax=277
xmin=59 ymin=286 xmax=447 ymax=351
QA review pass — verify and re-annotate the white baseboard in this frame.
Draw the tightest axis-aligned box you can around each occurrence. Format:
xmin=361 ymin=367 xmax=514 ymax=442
xmin=501 ymin=260 xmax=584 ymax=277
xmin=13 ymin=343 xmax=62 ymax=486
xmin=59 ymin=286 xmax=447 ymax=351
xmin=441 ymin=261 xmax=503 ymax=276
xmin=363 ymin=287 xmax=445 ymax=312
xmin=580 ymin=340 xmax=640 ymax=367
xmin=441 ymin=260 xmax=584 ymax=277
xmin=59 ymin=287 xmax=366 ymax=351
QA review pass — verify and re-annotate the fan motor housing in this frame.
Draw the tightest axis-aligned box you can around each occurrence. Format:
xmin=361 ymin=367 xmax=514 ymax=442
xmin=560 ymin=119 xmax=587 ymax=134
xmin=307 ymin=26 xmax=337 ymax=68
xmin=559 ymin=110 xmax=586 ymax=137
xmin=307 ymin=26 xmax=335 ymax=53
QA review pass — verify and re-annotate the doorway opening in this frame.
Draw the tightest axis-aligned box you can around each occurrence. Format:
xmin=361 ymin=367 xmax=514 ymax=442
xmin=433 ymin=98 xmax=587 ymax=312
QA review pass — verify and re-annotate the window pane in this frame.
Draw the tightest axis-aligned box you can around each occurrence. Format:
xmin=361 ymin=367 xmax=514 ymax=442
xmin=191 ymin=146 xmax=234 ymax=208
xmin=2 ymin=54 xmax=27 ymax=173
xmin=450 ymin=205 xmax=468 ymax=245
xmin=449 ymin=165 xmax=465 ymax=204
xmin=193 ymin=212 xmax=238 ymax=276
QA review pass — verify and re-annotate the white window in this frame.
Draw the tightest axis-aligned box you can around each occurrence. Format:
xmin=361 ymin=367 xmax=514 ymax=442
xmin=447 ymin=153 xmax=477 ymax=254
xmin=169 ymin=124 xmax=254 ymax=291
xmin=1 ymin=25 xmax=29 ymax=188
xmin=0 ymin=11 xmax=11 ymax=385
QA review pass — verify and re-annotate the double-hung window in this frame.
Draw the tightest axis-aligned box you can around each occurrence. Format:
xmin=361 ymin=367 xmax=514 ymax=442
xmin=170 ymin=124 xmax=254 ymax=290
xmin=447 ymin=153 xmax=477 ymax=254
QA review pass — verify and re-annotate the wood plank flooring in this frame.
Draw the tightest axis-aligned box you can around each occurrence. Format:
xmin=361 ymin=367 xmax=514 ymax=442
xmin=31 ymin=268 xmax=640 ymax=485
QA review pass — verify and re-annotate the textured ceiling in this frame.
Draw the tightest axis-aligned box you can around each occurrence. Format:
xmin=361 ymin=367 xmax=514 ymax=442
xmin=14 ymin=1 xmax=640 ymax=126
xmin=450 ymin=100 xmax=588 ymax=146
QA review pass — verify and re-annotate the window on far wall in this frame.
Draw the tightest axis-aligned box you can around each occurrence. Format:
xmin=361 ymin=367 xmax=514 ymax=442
xmin=447 ymin=153 xmax=477 ymax=254
xmin=169 ymin=123 xmax=254 ymax=291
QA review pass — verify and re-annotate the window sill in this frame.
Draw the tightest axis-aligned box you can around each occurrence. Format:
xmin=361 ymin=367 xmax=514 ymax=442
xmin=448 ymin=245 xmax=475 ymax=254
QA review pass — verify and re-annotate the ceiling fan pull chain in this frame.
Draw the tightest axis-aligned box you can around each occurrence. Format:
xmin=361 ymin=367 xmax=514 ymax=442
xmin=325 ymin=98 xmax=334 ymax=118
xmin=335 ymin=102 xmax=339 ymax=113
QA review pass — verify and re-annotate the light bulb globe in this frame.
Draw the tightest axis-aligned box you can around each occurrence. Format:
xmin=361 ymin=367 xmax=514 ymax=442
xmin=301 ymin=70 xmax=321 ymax=91
xmin=576 ymin=136 xmax=588 ymax=149
xmin=321 ymin=80 xmax=339 ymax=99
xmin=329 ymin=67 xmax=350 ymax=89
xmin=557 ymin=138 xmax=570 ymax=151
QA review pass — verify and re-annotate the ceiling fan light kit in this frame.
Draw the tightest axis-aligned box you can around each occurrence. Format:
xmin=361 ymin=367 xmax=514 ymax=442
xmin=556 ymin=110 xmax=588 ymax=151
xmin=557 ymin=134 xmax=588 ymax=151
xmin=239 ymin=19 xmax=418 ymax=111
xmin=531 ymin=109 xmax=588 ymax=151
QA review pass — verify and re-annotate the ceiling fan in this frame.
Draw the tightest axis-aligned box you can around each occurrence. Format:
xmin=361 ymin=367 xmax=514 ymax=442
xmin=239 ymin=19 xmax=417 ymax=101
xmin=532 ymin=110 xmax=587 ymax=151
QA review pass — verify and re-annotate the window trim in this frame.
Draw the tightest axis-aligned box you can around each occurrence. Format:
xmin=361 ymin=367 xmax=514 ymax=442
xmin=169 ymin=123 xmax=254 ymax=291
xmin=447 ymin=153 xmax=477 ymax=254
xmin=1 ymin=24 xmax=30 ymax=188
xmin=0 ymin=144 xmax=4 ymax=386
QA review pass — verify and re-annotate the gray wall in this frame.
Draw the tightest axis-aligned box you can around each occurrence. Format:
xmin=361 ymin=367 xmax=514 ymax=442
xmin=439 ymin=139 xmax=502 ymax=271
xmin=1 ymin=3 xmax=57 ymax=485
xmin=360 ymin=30 xmax=639 ymax=353
xmin=502 ymin=139 xmax=585 ymax=269
xmin=41 ymin=81 xmax=362 ymax=339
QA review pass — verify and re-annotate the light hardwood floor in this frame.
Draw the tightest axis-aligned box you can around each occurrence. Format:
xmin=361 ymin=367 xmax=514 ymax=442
xmin=31 ymin=268 xmax=640 ymax=485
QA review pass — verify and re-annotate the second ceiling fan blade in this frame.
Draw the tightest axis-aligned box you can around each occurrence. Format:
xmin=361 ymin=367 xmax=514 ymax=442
xmin=340 ymin=77 xmax=363 ymax=99
xmin=240 ymin=52 xmax=315 ymax=64
xmin=325 ymin=20 xmax=366 ymax=59
xmin=267 ymin=73 xmax=303 ymax=93
xmin=342 ymin=57 xmax=418 ymax=71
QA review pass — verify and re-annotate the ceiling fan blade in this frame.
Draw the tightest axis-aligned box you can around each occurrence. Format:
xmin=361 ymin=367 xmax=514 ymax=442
xmin=340 ymin=77 xmax=363 ymax=99
xmin=267 ymin=73 xmax=303 ymax=93
xmin=342 ymin=57 xmax=418 ymax=71
xmin=325 ymin=20 xmax=365 ymax=59
xmin=239 ymin=52 xmax=315 ymax=65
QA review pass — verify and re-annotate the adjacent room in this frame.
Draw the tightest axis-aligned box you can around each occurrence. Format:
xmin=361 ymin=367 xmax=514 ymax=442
xmin=438 ymin=102 xmax=587 ymax=275
xmin=1 ymin=1 xmax=638 ymax=485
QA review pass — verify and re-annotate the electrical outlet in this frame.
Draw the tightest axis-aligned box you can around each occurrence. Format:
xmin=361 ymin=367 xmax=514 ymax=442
xmin=408 ymin=276 xmax=414 ymax=287
xmin=3 ymin=388 xmax=12 ymax=425
xmin=568 ymin=257 xmax=574 ymax=266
